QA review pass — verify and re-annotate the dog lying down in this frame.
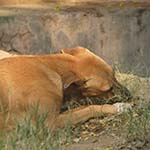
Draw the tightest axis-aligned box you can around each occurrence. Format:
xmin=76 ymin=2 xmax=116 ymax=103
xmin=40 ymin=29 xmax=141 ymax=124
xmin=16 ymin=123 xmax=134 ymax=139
xmin=0 ymin=47 xmax=131 ymax=130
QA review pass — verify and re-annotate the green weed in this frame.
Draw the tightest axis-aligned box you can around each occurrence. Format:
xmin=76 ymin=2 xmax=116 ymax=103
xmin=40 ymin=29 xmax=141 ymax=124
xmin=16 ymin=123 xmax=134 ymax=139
xmin=0 ymin=106 xmax=73 ymax=150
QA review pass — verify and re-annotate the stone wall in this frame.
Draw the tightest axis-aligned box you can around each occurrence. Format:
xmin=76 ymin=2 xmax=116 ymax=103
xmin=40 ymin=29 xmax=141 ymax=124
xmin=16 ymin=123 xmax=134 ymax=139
xmin=0 ymin=3 xmax=149 ymax=76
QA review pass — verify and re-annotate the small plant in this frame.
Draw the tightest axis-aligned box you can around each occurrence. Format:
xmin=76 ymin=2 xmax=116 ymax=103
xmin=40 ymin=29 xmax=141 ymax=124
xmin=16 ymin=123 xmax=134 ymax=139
xmin=127 ymin=101 xmax=150 ymax=143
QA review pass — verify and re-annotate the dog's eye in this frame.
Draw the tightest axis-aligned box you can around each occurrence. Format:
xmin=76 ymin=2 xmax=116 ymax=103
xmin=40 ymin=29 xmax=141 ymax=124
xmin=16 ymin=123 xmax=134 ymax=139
xmin=75 ymin=79 xmax=88 ymax=86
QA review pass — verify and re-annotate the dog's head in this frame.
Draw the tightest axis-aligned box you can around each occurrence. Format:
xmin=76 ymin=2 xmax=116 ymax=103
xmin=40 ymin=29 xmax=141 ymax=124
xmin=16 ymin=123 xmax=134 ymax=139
xmin=62 ymin=47 xmax=131 ymax=100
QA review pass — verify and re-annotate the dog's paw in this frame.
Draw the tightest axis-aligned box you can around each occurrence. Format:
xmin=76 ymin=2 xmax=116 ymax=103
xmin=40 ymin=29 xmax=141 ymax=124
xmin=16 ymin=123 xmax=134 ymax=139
xmin=113 ymin=103 xmax=132 ymax=113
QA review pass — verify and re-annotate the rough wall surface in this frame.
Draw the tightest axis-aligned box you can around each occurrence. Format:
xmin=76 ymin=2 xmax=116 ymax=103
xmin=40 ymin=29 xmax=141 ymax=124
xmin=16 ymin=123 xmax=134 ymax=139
xmin=0 ymin=3 xmax=149 ymax=76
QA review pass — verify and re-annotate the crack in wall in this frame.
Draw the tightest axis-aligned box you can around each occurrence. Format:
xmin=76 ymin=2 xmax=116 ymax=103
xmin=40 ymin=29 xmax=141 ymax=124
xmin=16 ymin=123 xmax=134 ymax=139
xmin=136 ymin=8 xmax=147 ymax=35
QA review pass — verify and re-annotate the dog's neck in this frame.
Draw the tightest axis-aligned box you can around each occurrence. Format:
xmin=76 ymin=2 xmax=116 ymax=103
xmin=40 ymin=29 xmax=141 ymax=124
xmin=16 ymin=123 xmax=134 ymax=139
xmin=38 ymin=54 xmax=80 ymax=89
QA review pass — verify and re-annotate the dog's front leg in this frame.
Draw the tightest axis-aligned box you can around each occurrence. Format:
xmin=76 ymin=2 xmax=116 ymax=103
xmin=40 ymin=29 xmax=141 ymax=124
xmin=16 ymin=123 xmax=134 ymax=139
xmin=49 ymin=103 xmax=131 ymax=130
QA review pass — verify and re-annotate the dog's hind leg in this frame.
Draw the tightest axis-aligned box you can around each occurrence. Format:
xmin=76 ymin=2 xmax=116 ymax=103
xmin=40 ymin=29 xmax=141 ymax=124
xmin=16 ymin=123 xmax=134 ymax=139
xmin=48 ymin=103 xmax=132 ymax=130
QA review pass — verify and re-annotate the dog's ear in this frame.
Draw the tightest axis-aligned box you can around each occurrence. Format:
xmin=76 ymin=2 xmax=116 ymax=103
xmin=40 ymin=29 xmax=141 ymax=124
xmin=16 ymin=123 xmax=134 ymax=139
xmin=63 ymin=71 xmax=81 ymax=89
xmin=61 ymin=46 xmax=89 ymax=56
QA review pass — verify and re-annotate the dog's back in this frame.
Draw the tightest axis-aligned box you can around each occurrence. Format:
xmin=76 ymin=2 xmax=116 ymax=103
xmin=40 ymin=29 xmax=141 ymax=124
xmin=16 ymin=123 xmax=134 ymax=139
xmin=0 ymin=56 xmax=63 ymax=116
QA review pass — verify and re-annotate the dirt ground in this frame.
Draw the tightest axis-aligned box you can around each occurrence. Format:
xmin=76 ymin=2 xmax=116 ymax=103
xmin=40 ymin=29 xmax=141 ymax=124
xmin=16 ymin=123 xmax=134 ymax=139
xmin=0 ymin=0 xmax=150 ymax=5
xmin=0 ymin=0 xmax=150 ymax=7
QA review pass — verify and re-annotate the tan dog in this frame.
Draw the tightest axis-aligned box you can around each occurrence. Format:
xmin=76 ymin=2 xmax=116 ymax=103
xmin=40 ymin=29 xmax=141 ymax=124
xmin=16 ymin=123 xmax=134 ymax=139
xmin=0 ymin=47 xmax=131 ymax=130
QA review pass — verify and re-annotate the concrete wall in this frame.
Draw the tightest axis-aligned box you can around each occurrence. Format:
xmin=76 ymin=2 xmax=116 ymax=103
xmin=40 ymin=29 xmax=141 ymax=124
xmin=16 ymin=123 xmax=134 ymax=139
xmin=0 ymin=4 xmax=149 ymax=76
